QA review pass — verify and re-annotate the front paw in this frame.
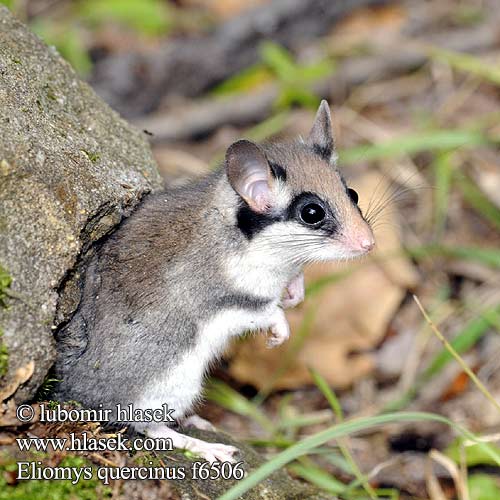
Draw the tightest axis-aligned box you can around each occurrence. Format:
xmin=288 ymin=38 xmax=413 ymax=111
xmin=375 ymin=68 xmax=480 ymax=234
xmin=266 ymin=309 xmax=290 ymax=348
xmin=281 ymin=273 xmax=304 ymax=309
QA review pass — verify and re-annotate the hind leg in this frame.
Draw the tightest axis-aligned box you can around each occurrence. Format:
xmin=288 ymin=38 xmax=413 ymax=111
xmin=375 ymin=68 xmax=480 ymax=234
xmin=145 ymin=424 xmax=239 ymax=464
xmin=181 ymin=414 xmax=216 ymax=432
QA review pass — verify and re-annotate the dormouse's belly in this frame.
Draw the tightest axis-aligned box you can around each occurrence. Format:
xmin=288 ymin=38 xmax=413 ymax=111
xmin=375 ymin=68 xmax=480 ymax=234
xmin=134 ymin=303 xmax=279 ymax=420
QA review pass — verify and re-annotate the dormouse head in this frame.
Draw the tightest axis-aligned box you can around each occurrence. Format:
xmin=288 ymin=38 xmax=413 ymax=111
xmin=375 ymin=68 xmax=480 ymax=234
xmin=225 ymin=100 xmax=374 ymax=265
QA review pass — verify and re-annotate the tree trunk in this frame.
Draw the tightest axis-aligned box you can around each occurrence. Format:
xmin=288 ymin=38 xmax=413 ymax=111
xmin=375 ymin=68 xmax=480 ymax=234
xmin=0 ymin=6 xmax=162 ymax=402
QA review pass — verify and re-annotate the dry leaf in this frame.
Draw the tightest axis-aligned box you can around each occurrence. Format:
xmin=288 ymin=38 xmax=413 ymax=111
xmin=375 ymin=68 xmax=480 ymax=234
xmin=0 ymin=360 xmax=35 ymax=403
xmin=428 ymin=449 xmax=469 ymax=500
xmin=426 ymin=455 xmax=448 ymax=500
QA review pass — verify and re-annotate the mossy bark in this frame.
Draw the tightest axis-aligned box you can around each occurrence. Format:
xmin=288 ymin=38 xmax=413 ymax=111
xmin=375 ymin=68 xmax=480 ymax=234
xmin=0 ymin=427 xmax=333 ymax=500
xmin=159 ymin=428 xmax=334 ymax=499
xmin=0 ymin=6 xmax=162 ymax=400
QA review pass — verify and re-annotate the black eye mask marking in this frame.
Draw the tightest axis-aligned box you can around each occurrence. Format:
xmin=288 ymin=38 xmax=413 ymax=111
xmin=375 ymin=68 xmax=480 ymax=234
xmin=236 ymin=191 xmax=340 ymax=240
xmin=236 ymin=203 xmax=282 ymax=239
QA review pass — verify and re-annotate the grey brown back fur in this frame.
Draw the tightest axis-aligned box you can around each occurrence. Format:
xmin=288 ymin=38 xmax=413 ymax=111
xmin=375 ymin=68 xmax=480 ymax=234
xmin=53 ymin=123 xmax=369 ymax=418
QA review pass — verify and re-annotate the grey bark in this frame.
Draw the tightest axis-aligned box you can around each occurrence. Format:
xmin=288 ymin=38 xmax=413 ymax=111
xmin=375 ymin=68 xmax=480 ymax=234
xmin=162 ymin=429 xmax=333 ymax=499
xmin=0 ymin=423 xmax=333 ymax=499
xmin=0 ymin=6 xmax=163 ymax=401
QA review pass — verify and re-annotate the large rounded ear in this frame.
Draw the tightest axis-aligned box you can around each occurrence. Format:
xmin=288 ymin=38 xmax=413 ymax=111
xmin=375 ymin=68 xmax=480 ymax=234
xmin=307 ymin=100 xmax=335 ymax=161
xmin=225 ymin=139 xmax=273 ymax=213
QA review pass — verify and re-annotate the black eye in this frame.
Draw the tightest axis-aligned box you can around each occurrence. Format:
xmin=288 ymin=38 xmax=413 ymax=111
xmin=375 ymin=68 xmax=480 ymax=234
xmin=300 ymin=203 xmax=326 ymax=225
xmin=347 ymin=188 xmax=358 ymax=204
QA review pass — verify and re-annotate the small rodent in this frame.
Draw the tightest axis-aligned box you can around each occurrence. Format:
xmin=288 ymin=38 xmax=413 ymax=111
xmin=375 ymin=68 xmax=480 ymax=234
xmin=53 ymin=101 xmax=374 ymax=463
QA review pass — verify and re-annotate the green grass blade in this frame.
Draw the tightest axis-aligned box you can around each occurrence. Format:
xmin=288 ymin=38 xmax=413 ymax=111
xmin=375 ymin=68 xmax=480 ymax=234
xmin=246 ymin=438 xmax=295 ymax=448
xmin=211 ymin=64 xmax=271 ymax=95
xmin=384 ymin=304 xmax=500 ymax=412
xmin=406 ymin=245 xmax=500 ymax=269
xmin=205 ymin=380 xmax=275 ymax=433
xmin=288 ymin=463 xmax=346 ymax=494
xmin=245 ymin=111 xmax=290 ymax=143
xmin=276 ymin=412 xmax=333 ymax=431
xmin=260 ymin=42 xmax=297 ymax=82
xmin=79 ymin=0 xmax=171 ymax=36
xmin=446 ymin=437 xmax=500 ymax=467
xmin=468 ymin=474 xmax=500 ymax=500
xmin=311 ymin=368 xmax=377 ymax=499
xmin=428 ymin=47 xmax=500 ymax=86
xmin=432 ymin=151 xmax=454 ymax=236
xmin=219 ymin=412 xmax=500 ymax=500
xmin=421 ymin=305 xmax=500 ymax=381
xmin=456 ymin=174 xmax=500 ymax=231
xmin=339 ymin=129 xmax=489 ymax=165
xmin=310 ymin=368 xmax=343 ymax=418
xmin=322 ymin=452 xmax=355 ymax=475
xmin=414 ymin=296 xmax=500 ymax=415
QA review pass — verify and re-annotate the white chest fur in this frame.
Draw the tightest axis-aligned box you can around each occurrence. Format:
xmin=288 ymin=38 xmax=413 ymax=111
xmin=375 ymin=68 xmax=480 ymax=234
xmin=134 ymin=303 xmax=278 ymax=421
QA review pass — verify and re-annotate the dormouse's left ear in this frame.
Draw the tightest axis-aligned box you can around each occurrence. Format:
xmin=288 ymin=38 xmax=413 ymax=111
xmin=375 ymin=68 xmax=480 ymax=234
xmin=225 ymin=139 xmax=274 ymax=213
xmin=307 ymin=100 xmax=335 ymax=162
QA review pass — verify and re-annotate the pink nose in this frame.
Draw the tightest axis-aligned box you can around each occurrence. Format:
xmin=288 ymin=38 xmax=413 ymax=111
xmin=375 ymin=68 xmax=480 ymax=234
xmin=359 ymin=236 xmax=375 ymax=252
